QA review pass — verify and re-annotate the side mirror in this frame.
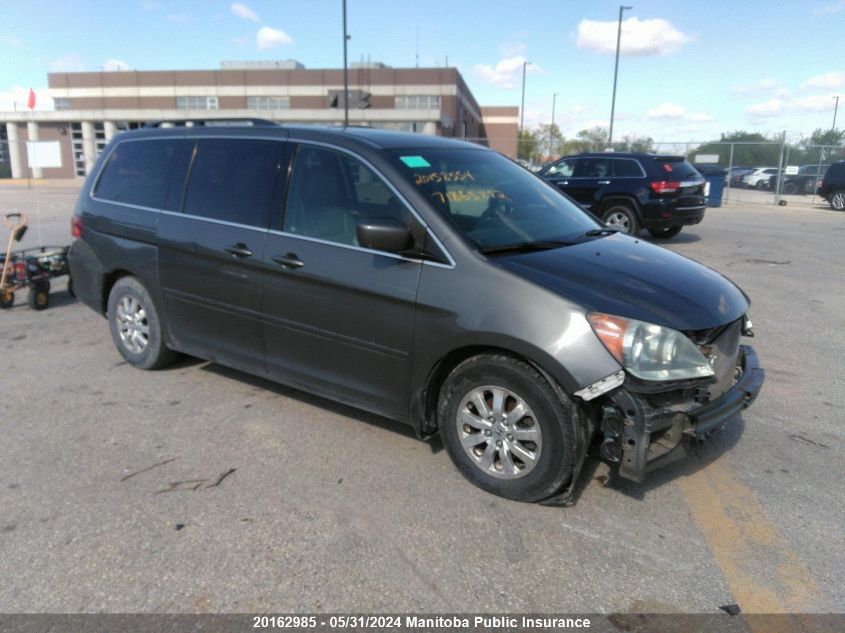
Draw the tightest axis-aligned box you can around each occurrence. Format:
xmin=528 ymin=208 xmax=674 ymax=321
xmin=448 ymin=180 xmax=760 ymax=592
xmin=356 ymin=218 xmax=412 ymax=253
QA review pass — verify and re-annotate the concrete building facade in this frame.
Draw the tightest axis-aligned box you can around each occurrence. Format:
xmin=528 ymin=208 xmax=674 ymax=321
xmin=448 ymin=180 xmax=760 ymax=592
xmin=0 ymin=61 xmax=519 ymax=179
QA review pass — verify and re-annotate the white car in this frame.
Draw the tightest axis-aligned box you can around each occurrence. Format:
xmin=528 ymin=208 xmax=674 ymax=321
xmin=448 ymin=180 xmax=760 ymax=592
xmin=743 ymin=167 xmax=780 ymax=190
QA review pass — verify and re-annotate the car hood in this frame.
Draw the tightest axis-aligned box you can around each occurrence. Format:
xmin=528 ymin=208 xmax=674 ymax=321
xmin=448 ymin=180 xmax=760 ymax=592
xmin=495 ymin=233 xmax=749 ymax=331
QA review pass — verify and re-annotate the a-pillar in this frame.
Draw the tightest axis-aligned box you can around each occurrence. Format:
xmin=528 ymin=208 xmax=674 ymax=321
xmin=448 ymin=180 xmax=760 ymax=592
xmin=26 ymin=121 xmax=42 ymax=179
xmin=5 ymin=122 xmax=23 ymax=179
xmin=104 ymin=120 xmax=118 ymax=142
xmin=81 ymin=121 xmax=97 ymax=175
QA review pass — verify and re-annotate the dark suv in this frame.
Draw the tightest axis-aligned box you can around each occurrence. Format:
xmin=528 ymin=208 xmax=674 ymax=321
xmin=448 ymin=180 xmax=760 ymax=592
xmin=818 ymin=160 xmax=845 ymax=210
xmin=538 ymin=152 xmax=706 ymax=239
xmin=69 ymin=121 xmax=763 ymax=504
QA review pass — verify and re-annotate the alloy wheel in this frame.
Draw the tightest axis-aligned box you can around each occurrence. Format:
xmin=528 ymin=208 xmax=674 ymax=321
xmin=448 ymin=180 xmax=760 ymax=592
xmin=115 ymin=295 xmax=149 ymax=354
xmin=456 ymin=385 xmax=542 ymax=479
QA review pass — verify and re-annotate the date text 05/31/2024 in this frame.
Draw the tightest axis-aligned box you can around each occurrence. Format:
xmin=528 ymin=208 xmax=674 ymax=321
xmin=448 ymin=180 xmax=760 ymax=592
xmin=252 ymin=615 xmax=592 ymax=629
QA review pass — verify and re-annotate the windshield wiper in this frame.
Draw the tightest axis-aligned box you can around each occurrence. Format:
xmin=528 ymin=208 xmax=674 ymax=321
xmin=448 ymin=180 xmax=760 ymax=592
xmin=480 ymin=240 xmax=573 ymax=256
xmin=583 ymin=228 xmax=619 ymax=237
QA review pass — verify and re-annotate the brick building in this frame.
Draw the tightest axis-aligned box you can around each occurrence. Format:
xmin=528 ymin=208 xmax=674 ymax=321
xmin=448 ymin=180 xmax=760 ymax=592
xmin=0 ymin=60 xmax=519 ymax=179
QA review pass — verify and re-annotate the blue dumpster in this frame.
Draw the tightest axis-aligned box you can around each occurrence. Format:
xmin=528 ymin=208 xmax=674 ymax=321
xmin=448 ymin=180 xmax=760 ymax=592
xmin=703 ymin=173 xmax=725 ymax=207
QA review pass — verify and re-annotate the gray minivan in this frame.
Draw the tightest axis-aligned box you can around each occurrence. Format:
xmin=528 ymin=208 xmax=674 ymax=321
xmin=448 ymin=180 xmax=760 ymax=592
xmin=69 ymin=120 xmax=764 ymax=503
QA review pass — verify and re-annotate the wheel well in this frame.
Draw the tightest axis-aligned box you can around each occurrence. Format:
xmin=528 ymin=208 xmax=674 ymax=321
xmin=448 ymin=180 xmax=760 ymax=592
xmin=100 ymin=269 xmax=133 ymax=314
xmin=597 ymin=195 xmax=641 ymax=220
xmin=418 ymin=345 xmax=562 ymax=435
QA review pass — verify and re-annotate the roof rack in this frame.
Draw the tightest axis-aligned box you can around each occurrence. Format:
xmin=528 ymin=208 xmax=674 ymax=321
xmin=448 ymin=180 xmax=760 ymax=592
xmin=143 ymin=118 xmax=279 ymax=128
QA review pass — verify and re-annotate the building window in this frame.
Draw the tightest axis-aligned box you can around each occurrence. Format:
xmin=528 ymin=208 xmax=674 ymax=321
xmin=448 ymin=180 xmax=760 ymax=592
xmin=176 ymin=96 xmax=219 ymax=110
xmin=54 ymin=98 xmax=71 ymax=110
xmin=395 ymin=95 xmax=441 ymax=110
xmin=247 ymin=96 xmax=290 ymax=110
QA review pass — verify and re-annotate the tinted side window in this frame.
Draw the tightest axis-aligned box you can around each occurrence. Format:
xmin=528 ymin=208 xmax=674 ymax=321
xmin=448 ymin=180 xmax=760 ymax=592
xmin=612 ymin=159 xmax=643 ymax=177
xmin=94 ymin=139 xmax=184 ymax=208
xmin=284 ymin=145 xmax=406 ymax=247
xmin=183 ymin=138 xmax=284 ymax=227
xmin=574 ymin=157 xmax=612 ymax=178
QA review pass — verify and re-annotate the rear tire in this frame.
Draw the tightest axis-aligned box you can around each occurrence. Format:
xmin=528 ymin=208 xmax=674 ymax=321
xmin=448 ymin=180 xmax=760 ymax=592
xmin=648 ymin=226 xmax=683 ymax=239
xmin=438 ymin=354 xmax=578 ymax=503
xmin=830 ymin=190 xmax=845 ymax=211
xmin=66 ymin=276 xmax=75 ymax=298
xmin=107 ymin=276 xmax=177 ymax=370
xmin=28 ymin=281 xmax=50 ymax=311
xmin=601 ymin=203 xmax=639 ymax=236
xmin=0 ymin=290 xmax=13 ymax=309
xmin=755 ymin=179 xmax=768 ymax=190
xmin=782 ymin=182 xmax=799 ymax=195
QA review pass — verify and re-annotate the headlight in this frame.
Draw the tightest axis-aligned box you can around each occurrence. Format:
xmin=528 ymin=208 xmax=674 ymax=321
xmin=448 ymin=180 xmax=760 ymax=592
xmin=587 ymin=312 xmax=714 ymax=382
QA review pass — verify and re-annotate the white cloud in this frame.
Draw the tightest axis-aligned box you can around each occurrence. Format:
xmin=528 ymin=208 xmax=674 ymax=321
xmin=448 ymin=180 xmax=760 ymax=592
xmin=576 ymin=17 xmax=691 ymax=56
xmin=747 ymin=93 xmax=840 ymax=119
xmin=813 ymin=0 xmax=845 ymax=15
xmin=796 ymin=94 xmax=840 ymax=112
xmin=746 ymin=98 xmax=789 ymax=118
xmin=474 ymin=55 xmax=540 ymax=90
xmin=231 ymin=2 xmax=260 ymax=22
xmin=646 ymin=102 xmax=713 ymax=122
xmin=803 ymin=71 xmax=845 ymax=89
xmin=102 ymin=58 xmax=132 ymax=71
xmin=256 ymin=26 xmax=293 ymax=50
xmin=1 ymin=35 xmax=23 ymax=47
xmin=50 ymin=54 xmax=85 ymax=73
xmin=0 ymin=86 xmax=54 ymax=111
xmin=732 ymin=78 xmax=788 ymax=97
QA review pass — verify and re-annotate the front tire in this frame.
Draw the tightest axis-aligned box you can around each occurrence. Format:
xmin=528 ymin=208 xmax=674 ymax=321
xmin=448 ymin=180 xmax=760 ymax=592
xmin=830 ymin=190 xmax=845 ymax=211
xmin=438 ymin=354 xmax=578 ymax=502
xmin=648 ymin=226 xmax=682 ymax=239
xmin=107 ymin=276 xmax=177 ymax=370
xmin=601 ymin=203 xmax=639 ymax=235
xmin=782 ymin=182 xmax=799 ymax=195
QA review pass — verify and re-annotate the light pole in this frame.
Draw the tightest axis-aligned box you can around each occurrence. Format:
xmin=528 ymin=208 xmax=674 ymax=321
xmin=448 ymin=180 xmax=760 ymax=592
xmin=832 ymin=96 xmax=840 ymax=133
xmin=608 ymin=5 xmax=632 ymax=148
xmin=342 ymin=0 xmax=350 ymax=127
xmin=548 ymin=92 xmax=558 ymax=161
xmin=519 ymin=61 xmax=530 ymax=159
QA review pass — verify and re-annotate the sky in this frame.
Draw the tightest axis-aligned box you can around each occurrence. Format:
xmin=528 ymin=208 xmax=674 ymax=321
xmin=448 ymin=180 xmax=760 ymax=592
xmin=0 ymin=0 xmax=842 ymax=144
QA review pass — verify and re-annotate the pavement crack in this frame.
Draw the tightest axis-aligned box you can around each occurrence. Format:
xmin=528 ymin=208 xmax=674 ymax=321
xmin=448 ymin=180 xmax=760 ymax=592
xmin=120 ymin=458 xmax=177 ymax=482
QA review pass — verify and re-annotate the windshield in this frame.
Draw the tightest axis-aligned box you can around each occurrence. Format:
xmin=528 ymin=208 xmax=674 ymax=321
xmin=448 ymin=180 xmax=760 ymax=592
xmin=388 ymin=148 xmax=598 ymax=251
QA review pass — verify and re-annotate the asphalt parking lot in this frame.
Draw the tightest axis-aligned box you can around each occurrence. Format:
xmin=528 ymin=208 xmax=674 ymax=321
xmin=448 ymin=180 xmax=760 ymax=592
xmin=1 ymin=182 xmax=843 ymax=615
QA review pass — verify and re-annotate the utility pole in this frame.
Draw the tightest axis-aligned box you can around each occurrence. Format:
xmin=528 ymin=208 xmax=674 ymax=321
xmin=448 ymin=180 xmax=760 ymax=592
xmin=342 ymin=0 xmax=350 ymax=127
xmin=608 ymin=5 xmax=632 ymax=148
xmin=519 ymin=61 xmax=529 ymax=159
xmin=832 ymin=96 xmax=840 ymax=133
xmin=548 ymin=92 xmax=558 ymax=161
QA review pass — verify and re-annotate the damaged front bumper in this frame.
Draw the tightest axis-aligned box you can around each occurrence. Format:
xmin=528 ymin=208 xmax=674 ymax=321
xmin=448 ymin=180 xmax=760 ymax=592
xmin=599 ymin=345 xmax=765 ymax=482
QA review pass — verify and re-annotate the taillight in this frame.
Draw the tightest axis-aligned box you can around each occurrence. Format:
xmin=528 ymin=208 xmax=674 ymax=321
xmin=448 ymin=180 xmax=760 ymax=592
xmin=13 ymin=262 xmax=26 ymax=280
xmin=650 ymin=181 xmax=681 ymax=194
xmin=71 ymin=214 xmax=83 ymax=238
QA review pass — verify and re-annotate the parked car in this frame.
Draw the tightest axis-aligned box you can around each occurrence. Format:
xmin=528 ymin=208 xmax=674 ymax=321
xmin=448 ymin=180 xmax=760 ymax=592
xmin=69 ymin=120 xmax=764 ymax=503
xmin=537 ymin=152 xmax=706 ymax=239
xmin=742 ymin=167 xmax=781 ymax=190
xmin=768 ymin=164 xmax=829 ymax=195
xmin=818 ymin=160 xmax=845 ymax=210
xmin=728 ymin=167 xmax=755 ymax=188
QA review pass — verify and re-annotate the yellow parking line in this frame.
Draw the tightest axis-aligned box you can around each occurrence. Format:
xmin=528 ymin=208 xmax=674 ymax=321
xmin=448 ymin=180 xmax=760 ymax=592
xmin=677 ymin=460 xmax=829 ymax=620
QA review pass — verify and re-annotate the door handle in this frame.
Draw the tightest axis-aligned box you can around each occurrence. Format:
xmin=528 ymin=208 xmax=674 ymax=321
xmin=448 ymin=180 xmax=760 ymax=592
xmin=224 ymin=244 xmax=253 ymax=258
xmin=562 ymin=180 xmax=569 ymax=185
xmin=271 ymin=253 xmax=304 ymax=269
xmin=598 ymin=180 xmax=611 ymax=185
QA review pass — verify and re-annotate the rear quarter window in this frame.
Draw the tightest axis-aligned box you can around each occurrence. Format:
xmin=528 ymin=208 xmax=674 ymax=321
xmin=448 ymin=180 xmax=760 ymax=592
xmin=94 ymin=139 xmax=186 ymax=208
xmin=655 ymin=159 xmax=700 ymax=180
xmin=612 ymin=159 xmax=644 ymax=177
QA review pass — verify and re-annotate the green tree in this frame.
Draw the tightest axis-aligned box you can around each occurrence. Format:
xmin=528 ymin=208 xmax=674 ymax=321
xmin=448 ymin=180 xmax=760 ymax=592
xmin=517 ymin=129 xmax=538 ymax=161
xmin=613 ymin=133 xmax=655 ymax=153
xmin=536 ymin=123 xmax=565 ymax=162
xmin=692 ymin=131 xmax=782 ymax=167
